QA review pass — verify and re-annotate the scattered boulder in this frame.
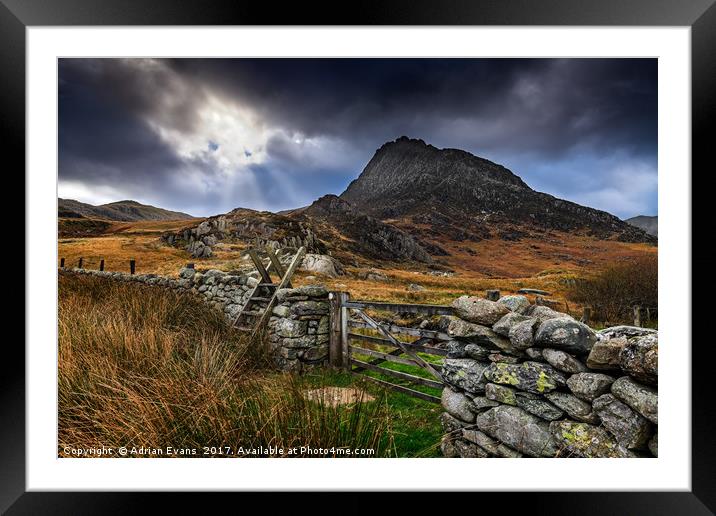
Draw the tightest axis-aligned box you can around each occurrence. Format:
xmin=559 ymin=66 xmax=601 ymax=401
xmin=544 ymin=392 xmax=599 ymax=424
xmin=586 ymin=337 xmax=627 ymax=370
xmin=186 ymin=240 xmax=212 ymax=258
xmin=408 ymin=283 xmax=425 ymax=291
xmin=452 ymin=296 xmax=510 ymax=325
xmin=550 ymin=421 xmax=633 ymax=458
xmin=497 ymin=295 xmax=530 ymax=313
xmin=517 ymin=288 xmax=551 ymax=296
xmin=441 ymin=387 xmax=477 ymax=423
xmin=361 ymin=269 xmax=388 ymax=281
xmin=592 ymin=394 xmax=653 ymax=449
xmin=492 ymin=312 xmax=532 ymax=337
xmin=483 ymin=361 xmax=566 ymax=394
xmin=534 ymin=317 xmax=597 ymax=354
xmin=611 ymin=376 xmax=658 ymax=424
xmin=441 ymin=359 xmax=490 ymax=395
xmin=300 ymin=253 xmax=344 ymax=277
xmin=566 ymin=372 xmax=616 ymax=401
xmin=542 ymin=348 xmax=588 ymax=374
xmin=475 ymin=405 xmax=558 ymax=457
xmin=619 ymin=333 xmax=658 ymax=385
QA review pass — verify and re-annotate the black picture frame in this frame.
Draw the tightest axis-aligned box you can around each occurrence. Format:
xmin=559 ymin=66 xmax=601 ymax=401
xmin=4 ymin=0 xmax=711 ymax=512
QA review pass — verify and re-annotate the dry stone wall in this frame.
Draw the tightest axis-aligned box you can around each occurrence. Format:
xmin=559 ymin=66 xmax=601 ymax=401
xmin=440 ymin=295 xmax=658 ymax=458
xmin=60 ymin=267 xmax=330 ymax=371
xmin=266 ymin=285 xmax=331 ymax=372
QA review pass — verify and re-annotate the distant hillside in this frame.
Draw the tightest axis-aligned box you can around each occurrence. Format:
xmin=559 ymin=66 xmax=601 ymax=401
xmin=58 ymin=199 xmax=193 ymax=222
xmin=625 ymin=215 xmax=658 ymax=237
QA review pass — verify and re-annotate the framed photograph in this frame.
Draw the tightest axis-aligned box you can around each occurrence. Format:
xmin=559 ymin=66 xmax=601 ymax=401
xmin=7 ymin=0 xmax=711 ymax=511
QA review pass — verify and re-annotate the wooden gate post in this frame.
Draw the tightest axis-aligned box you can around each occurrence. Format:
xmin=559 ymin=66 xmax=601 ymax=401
xmin=633 ymin=305 xmax=642 ymax=327
xmin=78 ymin=257 xmax=83 ymax=269
xmin=328 ymin=292 xmax=343 ymax=368
xmin=581 ymin=306 xmax=591 ymax=325
xmin=60 ymin=258 xmax=65 ymax=268
xmin=339 ymin=292 xmax=350 ymax=371
xmin=99 ymin=259 xmax=105 ymax=271
xmin=129 ymin=259 xmax=136 ymax=275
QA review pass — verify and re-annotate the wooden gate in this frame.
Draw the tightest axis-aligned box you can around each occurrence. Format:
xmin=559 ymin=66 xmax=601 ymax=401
xmin=329 ymin=293 xmax=453 ymax=403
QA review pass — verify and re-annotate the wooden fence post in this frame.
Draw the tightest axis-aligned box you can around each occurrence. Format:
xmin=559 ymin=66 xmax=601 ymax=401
xmin=186 ymin=262 xmax=195 ymax=269
xmin=99 ymin=259 xmax=105 ymax=271
xmin=78 ymin=257 xmax=83 ymax=269
xmin=60 ymin=258 xmax=65 ymax=268
xmin=633 ymin=305 xmax=642 ymax=327
xmin=328 ymin=292 xmax=344 ymax=368
xmin=129 ymin=259 xmax=136 ymax=275
xmin=581 ymin=306 xmax=591 ymax=325
xmin=340 ymin=292 xmax=350 ymax=371
xmin=486 ymin=289 xmax=500 ymax=301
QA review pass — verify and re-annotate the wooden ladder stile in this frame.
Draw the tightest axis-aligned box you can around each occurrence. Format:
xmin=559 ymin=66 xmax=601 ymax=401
xmin=250 ymin=246 xmax=306 ymax=338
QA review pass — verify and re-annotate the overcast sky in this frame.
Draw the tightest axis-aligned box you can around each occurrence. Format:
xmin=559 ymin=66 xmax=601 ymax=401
xmin=58 ymin=58 xmax=657 ymax=219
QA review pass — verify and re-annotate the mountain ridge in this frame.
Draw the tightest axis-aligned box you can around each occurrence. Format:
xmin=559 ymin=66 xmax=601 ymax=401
xmin=340 ymin=136 xmax=654 ymax=244
xmin=59 ymin=198 xmax=194 ymax=222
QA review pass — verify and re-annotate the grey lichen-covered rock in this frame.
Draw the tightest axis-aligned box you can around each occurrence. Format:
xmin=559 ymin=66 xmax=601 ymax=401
xmin=290 ymin=300 xmax=329 ymax=316
xmin=514 ymin=391 xmax=564 ymax=421
xmin=542 ymin=348 xmax=588 ymax=373
xmin=619 ymin=333 xmax=658 ymax=385
xmin=462 ymin=428 xmax=500 ymax=455
xmin=525 ymin=347 xmax=545 ymax=361
xmin=272 ymin=305 xmax=290 ymax=317
xmin=488 ymin=353 xmax=520 ymax=364
xmin=648 ymin=432 xmax=658 ymax=457
xmin=275 ymin=319 xmax=308 ymax=338
xmin=496 ymin=444 xmax=524 ymax=458
xmin=485 ymin=383 xmax=518 ymax=405
xmin=534 ymin=317 xmax=597 ymax=354
xmin=544 ymin=392 xmax=599 ymax=424
xmin=492 ymin=312 xmax=532 ymax=337
xmin=440 ymin=437 xmax=459 ymax=458
xmin=452 ymin=296 xmax=510 ymax=325
xmin=566 ymin=372 xmax=616 ymax=401
xmin=475 ymin=405 xmax=558 ymax=457
xmin=611 ymin=376 xmax=658 ymax=424
xmin=598 ymin=325 xmax=657 ymax=339
xmin=441 ymin=387 xmax=476 ymax=423
xmin=441 ymin=359 xmax=490 ymax=394
xmin=446 ymin=340 xmax=469 ymax=358
xmin=178 ymin=267 xmax=196 ymax=279
xmin=497 ymin=295 xmax=530 ymax=313
xmin=454 ymin=439 xmax=490 ymax=458
xmin=523 ymin=305 xmax=573 ymax=323
xmin=446 ymin=318 xmax=515 ymax=352
xmin=440 ymin=412 xmax=470 ymax=434
xmin=593 ymin=394 xmax=653 ymax=449
xmin=586 ymin=337 xmax=627 ymax=370
xmin=508 ymin=318 xmax=539 ymax=350
xmin=469 ymin=396 xmax=500 ymax=411
xmin=464 ymin=343 xmax=493 ymax=361
xmin=483 ymin=361 xmax=566 ymax=394
xmin=550 ymin=420 xmax=633 ymax=458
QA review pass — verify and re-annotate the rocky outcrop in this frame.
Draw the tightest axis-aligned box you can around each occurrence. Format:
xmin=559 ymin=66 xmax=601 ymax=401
xmin=300 ymin=253 xmax=344 ymax=277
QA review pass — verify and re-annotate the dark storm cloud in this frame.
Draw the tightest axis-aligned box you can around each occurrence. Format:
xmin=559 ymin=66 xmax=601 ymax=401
xmin=59 ymin=58 xmax=657 ymax=218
